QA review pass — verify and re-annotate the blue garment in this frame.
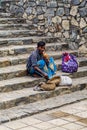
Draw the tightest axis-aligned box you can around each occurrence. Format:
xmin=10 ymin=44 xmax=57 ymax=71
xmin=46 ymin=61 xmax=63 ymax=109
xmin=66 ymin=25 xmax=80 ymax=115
xmin=29 ymin=57 xmax=57 ymax=79
xmin=48 ymin=57 xmax=57 ymax=75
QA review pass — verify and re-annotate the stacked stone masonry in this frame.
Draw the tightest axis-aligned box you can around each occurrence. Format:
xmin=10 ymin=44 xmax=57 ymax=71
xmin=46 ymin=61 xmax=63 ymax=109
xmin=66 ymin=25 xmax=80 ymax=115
xmin=7 ymin=0 xmax=87 ymax=49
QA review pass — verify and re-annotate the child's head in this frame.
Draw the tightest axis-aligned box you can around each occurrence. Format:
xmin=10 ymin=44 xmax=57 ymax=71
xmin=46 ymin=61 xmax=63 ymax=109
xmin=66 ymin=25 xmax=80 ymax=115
xmin=43 ymin=53 xmax=49 ymax=63
xmin=43 ymin=53 xmax=49 ymax=60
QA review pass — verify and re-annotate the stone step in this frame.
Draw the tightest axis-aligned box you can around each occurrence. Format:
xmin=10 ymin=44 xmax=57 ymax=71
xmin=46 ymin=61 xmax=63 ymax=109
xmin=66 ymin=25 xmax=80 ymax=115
xmin=0 ymin=52 xmax=87 ymax=68
xmin=0 ymin=23 xmax=35 ymax=30
xmin=0 ymin=36 xmax=61 ymax=46
xmin=0 ymin=76 xmax=45 ymax=93
xmin=0 ymin=18 xmax=26 ymax=24
xmin=0 ymin=42 xmax=69 ymax=57
xmin=0 ymin=54 xmax=28 ymax=67
xmin=0 ymin=89 xmax=87 ymax=124
xmin=0 ymin=64 xmax=87 ymax=93
xmin=0 ymin=76 xmax=87 ymax=110
xmin=0 ymin=59 xmax=87 ymax=81
xmin=57 ymin=66 xmax=87 ymax=78
xmin=0 ymin=13 xmax=13 ymax=17
xmin=0 ymin=64 xmax=26 ymax=80
xmin=0 ymin=30 xmax=44 ymax=38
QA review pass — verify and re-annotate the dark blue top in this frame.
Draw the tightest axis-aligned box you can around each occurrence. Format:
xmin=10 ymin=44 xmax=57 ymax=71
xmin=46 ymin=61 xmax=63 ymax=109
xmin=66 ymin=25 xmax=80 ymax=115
xmin=26 ymin=50 xmax=43 ymax=70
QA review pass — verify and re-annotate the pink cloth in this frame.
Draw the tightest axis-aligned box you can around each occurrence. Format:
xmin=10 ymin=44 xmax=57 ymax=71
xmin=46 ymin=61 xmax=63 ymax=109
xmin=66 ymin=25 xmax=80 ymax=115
xmin=63 ymin=52 xmax=71 ymax=62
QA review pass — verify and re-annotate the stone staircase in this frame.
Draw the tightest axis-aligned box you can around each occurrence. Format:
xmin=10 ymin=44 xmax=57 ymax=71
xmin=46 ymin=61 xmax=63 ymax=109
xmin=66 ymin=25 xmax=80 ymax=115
xmin=0 ymin=7 xmax=87 ymax=124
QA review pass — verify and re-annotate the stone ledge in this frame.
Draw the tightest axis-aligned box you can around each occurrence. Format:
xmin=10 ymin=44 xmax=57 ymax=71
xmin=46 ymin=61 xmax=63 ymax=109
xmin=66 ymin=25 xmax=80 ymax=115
xmin=0 ymin=89 xmax=87 ymax=124
xmin=0 ymin=44 xmax=77 ymax=56
xmin=0 ymin=30 xmax=44 ymax=38
xmin=0 ymin=76 xmax=86 ymax=110
xmin=0 ymin=63 xmax=87 ymax=80
xmin=0 ymin=54 xmax=87 ymax=68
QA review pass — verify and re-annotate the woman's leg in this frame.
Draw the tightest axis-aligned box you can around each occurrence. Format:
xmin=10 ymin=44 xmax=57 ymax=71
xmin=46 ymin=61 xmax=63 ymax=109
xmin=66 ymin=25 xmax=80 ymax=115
xmin=28 ymin=60 xmax=45 ymax=77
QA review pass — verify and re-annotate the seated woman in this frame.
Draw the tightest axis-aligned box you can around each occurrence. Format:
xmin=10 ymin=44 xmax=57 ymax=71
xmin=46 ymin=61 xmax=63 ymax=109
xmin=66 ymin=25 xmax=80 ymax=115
xmin=26 ymin=41 xmax=57 ymax=80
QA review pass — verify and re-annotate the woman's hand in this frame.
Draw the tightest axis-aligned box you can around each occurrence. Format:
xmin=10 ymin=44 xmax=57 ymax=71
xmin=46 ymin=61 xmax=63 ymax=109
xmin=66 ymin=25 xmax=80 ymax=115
xmin=43 ymin=73 xmax=49 ymax=80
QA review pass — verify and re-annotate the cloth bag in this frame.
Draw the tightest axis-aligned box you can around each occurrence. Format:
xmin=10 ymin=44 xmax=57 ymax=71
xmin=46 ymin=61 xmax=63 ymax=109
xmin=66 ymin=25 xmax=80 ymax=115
xmin=59 ymin=76 xmax=72 ymax=86
xmin=62 ymin=53 xmax=78 ymax=73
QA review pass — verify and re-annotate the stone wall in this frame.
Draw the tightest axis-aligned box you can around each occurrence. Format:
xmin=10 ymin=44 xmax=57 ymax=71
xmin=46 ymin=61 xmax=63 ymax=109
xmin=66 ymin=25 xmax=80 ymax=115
xmin=0 ymin=0 xmax=19 ymax=12
xmin=10 ymin=0 xmax=87 ymax=49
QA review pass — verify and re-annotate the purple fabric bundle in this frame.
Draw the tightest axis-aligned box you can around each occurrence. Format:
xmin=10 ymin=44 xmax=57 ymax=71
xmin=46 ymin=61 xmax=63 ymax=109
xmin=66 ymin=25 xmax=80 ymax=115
xmin=62 ymin=53 xmax=78 ymax=73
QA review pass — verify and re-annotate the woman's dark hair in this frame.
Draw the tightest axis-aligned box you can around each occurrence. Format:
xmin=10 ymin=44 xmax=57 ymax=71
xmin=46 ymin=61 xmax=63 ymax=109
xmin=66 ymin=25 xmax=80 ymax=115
xmin=37 ymin=41 xmax=46 ymax=47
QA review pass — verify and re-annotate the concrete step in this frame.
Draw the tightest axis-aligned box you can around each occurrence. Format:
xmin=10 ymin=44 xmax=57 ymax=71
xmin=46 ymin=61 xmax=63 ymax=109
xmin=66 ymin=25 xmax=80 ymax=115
xmin=0 ymin=36 xmax=61 ymax=46
xmin=0 ymin=24 xmax=35 ymax=30
xmin=0 ymin=89 xmax=87 ymax=124
xmin=0 ymin=76 xmax=87 ymax=110
xmin=0 ymin=18 xmax=26 ymax=24
xmin=0 ymin=30 xmax=44 ymax=38
xmin=0 ymin=42 xmax=70 ymax=57
xmin=0 ymin=52 xmax=87 ymax=68
xmin=0 ymin=64 xmax=87 ymax=93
